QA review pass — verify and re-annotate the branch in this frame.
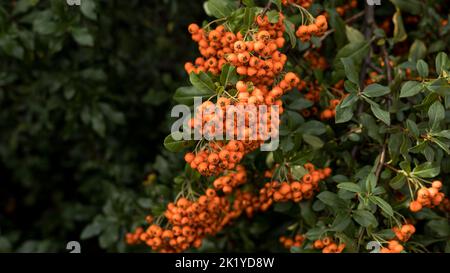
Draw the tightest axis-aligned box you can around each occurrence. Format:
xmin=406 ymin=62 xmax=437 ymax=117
xmin=318 ymin=10 xmax=365 ymax=44
xmin=262 ymin=1 xmax=272 ymax=17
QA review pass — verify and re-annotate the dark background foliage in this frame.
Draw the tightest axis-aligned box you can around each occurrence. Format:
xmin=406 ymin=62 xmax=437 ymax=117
xmin=0 ymin=0 xmax=205 ymax=252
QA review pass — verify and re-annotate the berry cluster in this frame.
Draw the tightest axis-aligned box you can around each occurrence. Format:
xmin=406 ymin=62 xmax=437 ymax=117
xmin=296 ymin=15 xmax=328 ymax=43
xmin=335 ymin=0 xmax=358 ymax=16
xmin=212 ymin=165 xmax=247 ymax=194
xmin=379 ymin=240 xmax=404 ymax=253
xmin=126 ymin=188 xmax=255 ymax=252
xmin=313 ymin=237 xmax=346 ymax=253
xmin=392 ymin=224 xmax=416 ymax=242
xmin=279 ymin=234 xmax=305 ymax=249
xmin=282 ymin=0 xmax=313 ymax=8
xmin=409 ymin=181 xmax=445 ymax=212
xmin=257 ymin=164 xmax=332 ymax=208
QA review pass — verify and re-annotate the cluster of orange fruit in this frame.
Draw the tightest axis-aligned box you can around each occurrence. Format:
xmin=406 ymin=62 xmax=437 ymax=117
xmin=304 ymin=50 xmax=328 ymax=70
xmin=126 ymin=188 xmax=256 ymax=252
xmin=409 ymin=181 xmax=445 ymax=212
xmin=319 ymin=99 xmax=340 ymax=120
xmin=184 ymin=140 xmax=255 ymax=177
xmin=379 ymin=240 xmax=405 ymax=253
xmin=279 ymin=234 xmax=305 ymax=249
xmin=392 ymin=224 xmax=416 ymax=242
xmin=282 ymin=0 xmax=313 ymax=8
xmin=313 ymin=237 xmax=346 ymax=253
xmin=335 ymin=0 xmax=358 ymax=16
xmin=296 ymin=15 xmax=328 ymax=43
xmin=212 ymin=165 xmax=247 ymax=194
xmin=257 ymin=164 xmax=332 ymax=208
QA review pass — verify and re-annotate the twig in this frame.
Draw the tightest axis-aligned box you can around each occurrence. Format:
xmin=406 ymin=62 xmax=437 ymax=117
xmin=261 ymin=1 xmax=272 ymax=17
xmin=368 ymin=62 xmax=384 ymax=74
xmin=374 ymin=144 xmax=386 ymax=179
xmin=381 ymin=43 xmax=392 ymax=83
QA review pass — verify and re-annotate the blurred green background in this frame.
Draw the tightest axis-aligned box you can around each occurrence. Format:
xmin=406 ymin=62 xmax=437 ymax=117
xmin=0 ymin=0 xmax=205 ymax=252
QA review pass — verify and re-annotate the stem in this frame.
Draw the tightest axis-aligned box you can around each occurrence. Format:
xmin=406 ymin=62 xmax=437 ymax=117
xmin=261 ymin=0 xmax=272 ymax=17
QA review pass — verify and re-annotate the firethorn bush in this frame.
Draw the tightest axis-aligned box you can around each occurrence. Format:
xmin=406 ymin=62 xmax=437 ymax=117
xmin=127 ymin=0 xmax=450 ymax=254
xmin=1 ymin=0 xmax=449 ymax=253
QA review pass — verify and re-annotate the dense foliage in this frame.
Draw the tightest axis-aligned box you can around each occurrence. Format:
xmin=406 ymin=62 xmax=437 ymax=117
xmin=1 ymin=0 xmax=450 ymax=253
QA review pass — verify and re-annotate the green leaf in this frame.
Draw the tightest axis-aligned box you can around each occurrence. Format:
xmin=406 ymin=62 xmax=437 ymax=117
xmin=389 ymin=0 xmax=422 ymax=15
xmin=220 ymin=64 xmax=238 ymax=87
xmin=173 ymin=86 xmax=215 ymax=105
xmin=331 ymin=213 xmax=352 ymax=232
xmin=91 ymin=112 xmax=105 ymax=137
xmin=163 ymin=133 xmax=195 ymax=152
xmin=435 ymin=52 xmax=449 ymax=75
xmin=337 ymin=182 xmax=362 ymax=193
xmin=353 ymin=209 xmax=378 ymax=228
xmin=369 ymin=196 xmax=394 ymax=217
xmin=339 ymin=92 xmax=358 ymax=108
xmin=411 ymin=162 xmax=440 ymax=178
xmin=327 ymin=9 xmax=347 ymax=48
xmin=81 ymin=222 xmax=103 ymax=240
xmin=363 ymin=83 xmax=390 ymax=97
xmin=291 ymin=165 xmax=308 ymax=180
xmin=284 ymin=20 xmax=296 ymax=48
xmin=409 ymin=40 xmax=427 ymax=63
xmin=341 ymin=57 xmax=359 ymax=84
xmin=317 ymin=191 xmax=347 ymax=208
xmin=416 ymin=59 xmax=429 ymax=78
xmin=33 ymin=16 xmax=57 ymax=35
xmin=428 ymin=101 xmax=445 ymax=130
xmin=399 ymin=81 xmax=423 ymax=98
xmin=80 ymin=0 xmax=97 ymax=20
xmin=71 ymin=27 xmax=94 ymax=47
xmin=431 ymin=138 xmax=450 ymax=154
xmin=433 ymin=130 xmax=450 ymax=139
xmin=370 ymin=103 xmax=390 ymax=125
xmin=345 ymin=26 xmax=364 ymax=43
xmin=302 ymin=134 xmax=324 ymax=149
xmin=406 ymin=119 xmax=420 ymax=138
xmin=299 ymin=201 xmax=316 ymax=226
xmin=267 ymin=10 xmax=280 ymax=23
xmin=204 ymin=0 xmax=234 ymax=18
xmin=392 ymin=9 xmax=407 ymax=43
xmin=389 ymin=174 xmax=406 ymax=190
xmin=333 ymin=41 xmax=370 ymax=81
xmin=189 ymin=72 xmax=216 ymax=93
xmin=270 ymin=0 xmax=282 ymax=10
xmin=335 ymin=103 xmax=354 ymax=123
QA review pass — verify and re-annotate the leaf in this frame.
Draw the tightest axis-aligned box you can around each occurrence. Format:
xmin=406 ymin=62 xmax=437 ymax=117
xmin=173 ymin=86 xmax=215 ymax=105
xmin=431 ymin=138 xmax=450 ymax=154
xmin=399 ymin=81 xmax=423 ymax=98
xmin=267 ymin=10 xmax=280 ymax=23
xmin=392 ymin=9 xmax=407 ymax=43
xmin=317 ymin=191 xmax=347 ymax=208
xmin=341 ymin=57 xmax=359 ymax=84
xmin=435 ymin=52 xmax=449 ymax=75
xmin=71 ymin=27 xmax=94 ymax=47
xmin=220 ymin=64 xmax=238 ymax=87
xmin=81 ymin=222 xmax=103 ymax=240
xmin=327 ymin=9 xmax=347 ymax=48
xmin=189 ymin=72 xmax=216 ymax=93
xmin=331 ymin=213 xmax=352 ymax=232
xmin=406 ymin=119 xmax=419 ymax=138
xmin=416 ymin=59 xmax=429 ymax=78
xmin=409 ymin=40 xmax=427 ymax=63
xmin=337 ymin=182 xmax=362 ymax=193
xmin=428 ymin=101 xmax=445 ymax=130
xmin=302 ymin=134 xmax=324 ymax=149
xmin=335 ymin=103 xmax=354 ymax=123
xmin=389 ymin=174 xmax=406 ymax=190
xmin=204 ymin=0 xmax=234 ymax=18
xmin=411 ymin=162 xmax=440 ymax=178
xmin=339 ymin=92 xmax=358 ymax=108
xmin=291 ymin=165 xmax=308 ymax=180
xmin=284 ymin=20 xmax=296 ymax=48
xmin=363 ymin=83 xmax=390 ymax=97
xmin=389 ymin=0 xmax=422 ymax=15
xmin=369 ymin=196 xmax=394 ymax=217
xmin=80 ymin=0 xmax=97 ymax=20
xmin=299 ymin=201 xmax=316 ymax=226
xmin=433 ymin=130 xmax=450 ymax=139
xmin=163 ymin=133 xmax=195 ymax=152
xmin=270 ymin=0 xmax=282 ymax=10
xmin=91 ymin=112 xmax=105 ymax=137
xmin=352 ymin=209 xmax=378 ymax=228
xmin=345 ymin=26 xmax=365 ymax=43
xmin=242 ymin=7 xmax=256 ymax=29
xmin=370 ymin=103 xmax=390 ymax=125
xmin=333 ymin=41 xmax=370 ymax=81
xmin=297 ymin=120 xmax=326 ymax=135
